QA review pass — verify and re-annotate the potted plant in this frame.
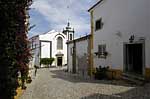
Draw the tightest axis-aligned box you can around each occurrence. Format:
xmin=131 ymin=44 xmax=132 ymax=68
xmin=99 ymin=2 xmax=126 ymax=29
xmin=93 ymin=66 xmax=109 ymax=80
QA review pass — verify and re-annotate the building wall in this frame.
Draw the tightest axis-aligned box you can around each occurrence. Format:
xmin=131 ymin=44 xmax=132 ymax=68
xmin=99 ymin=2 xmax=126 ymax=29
xmin=39 ymin=31 xmax=67 ymax=66
xmin=76 ymin=40 xmax=89 ymax=74
xmin=29 ymin=36 xmax=40 ymax=68
xmin=28 ymin=36 xmax=40 ymax=77
xmin=30 ymin=30 xmax=67 ymax=67
xmin=67 ymin=36 xmax=91 ymax=76
xmin=90 ymin=0 xmax=150 ymax=78
xmin=67 ymin=43 xmax=73 ymax=72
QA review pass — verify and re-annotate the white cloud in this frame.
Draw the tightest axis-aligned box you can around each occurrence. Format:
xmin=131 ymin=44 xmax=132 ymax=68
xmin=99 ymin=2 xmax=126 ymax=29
xmin=31 ymin=0 xmax=97 ymax=37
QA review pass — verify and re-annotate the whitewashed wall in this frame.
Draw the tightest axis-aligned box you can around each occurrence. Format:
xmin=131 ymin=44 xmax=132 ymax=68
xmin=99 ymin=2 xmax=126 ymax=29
xmin=41 ymin=42 xmax=51 ymax=58
xmin=30 ymin=30 xmax=67 ymax=67
xmin=29 ymin=36 xmax=40 ymax=77
xmin=76 ymin=40 xmax=89 ymax=72
xmin=29 ymin=36 xmax=40 ymax=68
xmin=92 ymin=0 xmax=150 ymax=69
xmin=39 ymin=30 xmax=67 ymax=66
xmin=67 ymin=43 xmax=73 ymax=72
xmin=67 ymin=36 xmax=90 ymax=74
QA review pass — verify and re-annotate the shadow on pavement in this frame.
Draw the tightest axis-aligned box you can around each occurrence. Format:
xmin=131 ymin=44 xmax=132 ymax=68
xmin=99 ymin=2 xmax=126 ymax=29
xmin=50 ymin=69 xmax=150 ymax=98
xmin=50 ymin=69 xmax=139 ymax=87
xmin=80 ymin=84 xmax=150 ymax=99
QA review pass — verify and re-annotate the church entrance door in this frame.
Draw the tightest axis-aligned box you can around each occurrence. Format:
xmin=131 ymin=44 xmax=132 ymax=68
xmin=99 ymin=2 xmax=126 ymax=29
xmin=57 ymin=57 xmax=62 ymax=66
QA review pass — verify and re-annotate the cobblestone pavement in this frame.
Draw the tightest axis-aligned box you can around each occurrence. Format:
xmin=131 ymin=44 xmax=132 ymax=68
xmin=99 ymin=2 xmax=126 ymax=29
xmin=20 ymin=68 xmax=150 ymax=99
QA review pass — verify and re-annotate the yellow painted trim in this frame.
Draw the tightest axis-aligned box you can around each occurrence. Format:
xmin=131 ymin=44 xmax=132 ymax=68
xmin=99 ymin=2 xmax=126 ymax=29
xmin=90 ymin=10 xmax=94 ymax=49
xmin=14 ymin=87 xmax=24 ymax=99
xmin=88 ymin=10 xmax=94 ymax=76
xmin=107 ymin=68 xmax=150 ymax=80
xmin=107 ymin=69 xmax=123 ymax=79
xmin=145 ymin=68 xmax=150 ymax=80
xmin=14 ymin=79 xmax=25 ymax=99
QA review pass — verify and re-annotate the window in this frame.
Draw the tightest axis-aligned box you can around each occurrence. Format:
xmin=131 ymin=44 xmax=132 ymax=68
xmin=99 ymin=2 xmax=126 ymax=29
xmin=95 ymin=18 xmax=103 ymax=31
xmin=70 ymin=47 xmax=73 ymax=55
xmin=35 ymin=43 xmax=36 ymax=48
xmin=70 ymin=34 xmax=73 ymax=40
xmin=31 ymin=40 xmax=36 ymax=49
xmin=98 ymin=44 xmax=107 ymax=58
xmin=33 ymin=42 xmax=37 ymax=49
xmin=57 ymin=37 xmax=63 ymax=49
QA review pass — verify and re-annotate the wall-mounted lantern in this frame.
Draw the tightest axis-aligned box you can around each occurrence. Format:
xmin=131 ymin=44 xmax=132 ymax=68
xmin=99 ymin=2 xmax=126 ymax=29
xmin=129 ymin=35 xmax=135 ymax=43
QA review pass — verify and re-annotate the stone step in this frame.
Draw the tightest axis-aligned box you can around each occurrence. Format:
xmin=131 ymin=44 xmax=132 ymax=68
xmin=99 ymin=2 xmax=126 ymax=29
xmin=122 ymin=73 xmax=145 ymax=85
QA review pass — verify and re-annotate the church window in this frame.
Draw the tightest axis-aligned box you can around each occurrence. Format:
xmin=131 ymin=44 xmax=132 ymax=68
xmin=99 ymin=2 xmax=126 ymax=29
xmin=57 ymin=37 xmax=63 ymax=49
xmin=70 ymin=34 xmax=73 ymax=40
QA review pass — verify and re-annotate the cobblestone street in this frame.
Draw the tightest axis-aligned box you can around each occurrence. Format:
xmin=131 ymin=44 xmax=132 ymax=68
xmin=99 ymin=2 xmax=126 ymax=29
xmin=20 ymin=68 xmax=150 ymax=99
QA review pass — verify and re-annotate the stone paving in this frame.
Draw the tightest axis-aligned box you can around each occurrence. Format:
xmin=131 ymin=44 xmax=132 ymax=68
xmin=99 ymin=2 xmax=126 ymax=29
xmin=20 ymin=68 xmax=150 ymax=99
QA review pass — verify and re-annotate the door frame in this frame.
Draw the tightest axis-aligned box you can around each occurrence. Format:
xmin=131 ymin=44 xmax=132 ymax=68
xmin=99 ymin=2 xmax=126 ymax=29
xmin=123 ymin=41 xmax=145 ymax=76
xmin=57 ymin=56 xmax=63 ymax=66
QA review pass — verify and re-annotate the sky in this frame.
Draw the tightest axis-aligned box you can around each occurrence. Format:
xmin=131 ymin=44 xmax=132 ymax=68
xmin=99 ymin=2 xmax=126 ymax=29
xmin=29 ymin=0 xmax=98 ymax=38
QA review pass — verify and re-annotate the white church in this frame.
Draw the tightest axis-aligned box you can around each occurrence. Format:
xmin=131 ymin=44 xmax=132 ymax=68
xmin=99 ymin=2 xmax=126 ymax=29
xmin=29 ymin=23 xmax=74 ymax=68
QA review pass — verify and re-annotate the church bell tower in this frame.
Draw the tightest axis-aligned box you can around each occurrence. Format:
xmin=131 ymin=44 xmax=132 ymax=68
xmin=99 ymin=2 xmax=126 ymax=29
xmin=62 ymin=22 xmax=75 ymax=41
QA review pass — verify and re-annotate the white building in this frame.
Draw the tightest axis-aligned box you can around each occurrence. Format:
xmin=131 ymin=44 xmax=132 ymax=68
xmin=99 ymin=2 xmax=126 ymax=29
xmin=67 ymin=35 xmax=91 ymax=77
xmin=88 ymin=0 xmax=150 ymax=80
xmin=29 ymin=30 xmax=68 ymax=68
xmin=29 ymin=23 xmax=74 ymax=68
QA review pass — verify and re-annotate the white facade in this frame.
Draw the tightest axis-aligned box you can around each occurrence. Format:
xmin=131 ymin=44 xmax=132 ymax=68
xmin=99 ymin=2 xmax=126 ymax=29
xmin=89 ymin=0 xmax=150 ymax=77
xmin=29 ymin=35 xmax=40 ymax=69
xmin=67 ymin=35 xmax=91 ymax=76
xmin=29 ymin=30 xmax=67 ymax=67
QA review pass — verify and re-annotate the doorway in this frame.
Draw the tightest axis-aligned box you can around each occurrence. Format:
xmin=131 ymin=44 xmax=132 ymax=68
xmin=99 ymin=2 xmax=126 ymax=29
xmin=57 ymin=57 xmax=62 ymax=66
xmin=124 ymin=43 xmax=144 ymax=76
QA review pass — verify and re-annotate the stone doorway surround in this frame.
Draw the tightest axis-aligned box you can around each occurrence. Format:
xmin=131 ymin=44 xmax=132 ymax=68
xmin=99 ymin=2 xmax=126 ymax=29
xmin=123 ymin=39 xmax=145 ymax=79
